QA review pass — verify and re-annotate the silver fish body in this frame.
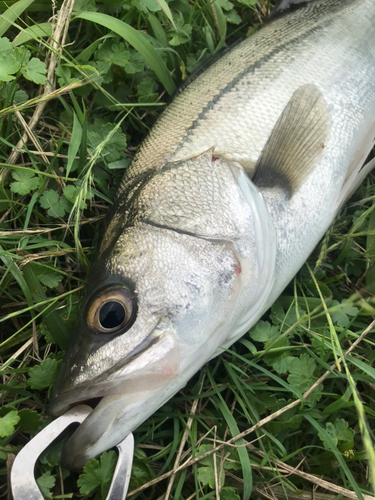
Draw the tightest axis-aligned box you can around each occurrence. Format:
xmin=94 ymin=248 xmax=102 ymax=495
xmin=50 ymin=0 xmax=375 ymax=469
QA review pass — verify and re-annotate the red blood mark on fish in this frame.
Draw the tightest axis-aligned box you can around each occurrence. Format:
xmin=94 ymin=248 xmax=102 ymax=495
xmin=212 ymin=156 xmax=219 ymax=162
xmin=235 ymin=264 xmax=242 ymax=275
xmin=161 ymin=363 xmax=179 ymax=377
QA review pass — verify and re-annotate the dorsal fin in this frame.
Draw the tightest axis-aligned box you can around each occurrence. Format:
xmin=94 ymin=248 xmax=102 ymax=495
xmin=253 ymin=84 xmax=330 ymax=197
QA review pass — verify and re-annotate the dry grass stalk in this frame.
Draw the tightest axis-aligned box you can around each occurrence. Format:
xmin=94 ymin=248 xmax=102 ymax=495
xmin=255 ymin=484 xmax=355 ymax=500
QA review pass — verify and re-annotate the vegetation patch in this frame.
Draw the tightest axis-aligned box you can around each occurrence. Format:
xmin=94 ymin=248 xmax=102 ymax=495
xmin=1 ymin=0 xmax=375 ymax=499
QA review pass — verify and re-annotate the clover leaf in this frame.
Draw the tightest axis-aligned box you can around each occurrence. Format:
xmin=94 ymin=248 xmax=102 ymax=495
xmin=10 ymin=170 xmax=39 ymax=195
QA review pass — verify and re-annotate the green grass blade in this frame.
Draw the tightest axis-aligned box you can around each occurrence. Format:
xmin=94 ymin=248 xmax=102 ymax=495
xmin=0 ymin=249 xmax=33 ymax=309
xmin=207 ymin=369 xmax=253 ymax=500
xmin=76 ymin=12 xmax=176 ymax=95
xmin=22 ymin=263 xmax=71 ymax=350
xmin=366 ymin=205 xmax=375 ymax=294
xmin=76 ymin=34 xmax=114 ymax=63
xmin=12 ymin=22 xmax=52 ymax=47
xmin=67 ymin=112 xmax=82 ymax=176
xmin=148 ymin=13 xmax=167 ymax=45
xmin=211 ymin=1 xmax=227 ymax=43
xmin=347 ymin=354 xmax=375 ymax=379
xmin=0 ymin=0 xmax=35 ymax=37
xmin=156 ymin=0 xmax=177 ymax=30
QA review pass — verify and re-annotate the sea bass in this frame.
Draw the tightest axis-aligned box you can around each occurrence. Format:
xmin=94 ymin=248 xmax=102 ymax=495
xmin=49 ymin=0 xmax=375 ymax=469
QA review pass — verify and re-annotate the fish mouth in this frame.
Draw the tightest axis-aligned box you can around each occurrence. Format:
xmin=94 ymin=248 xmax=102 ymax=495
xmin=49 ymin=396 xmax=103 ymax=417
xmin=48 ymin=330 xmax=164 ymax=417
xmin=48 ymin=329 xmax=181 ymax=469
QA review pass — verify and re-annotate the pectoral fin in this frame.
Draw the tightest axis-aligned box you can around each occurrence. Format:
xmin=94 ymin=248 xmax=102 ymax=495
xmin=254 ymin=84 xmax=329 ymax=197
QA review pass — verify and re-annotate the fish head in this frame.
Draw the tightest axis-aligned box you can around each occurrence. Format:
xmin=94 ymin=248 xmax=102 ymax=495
xmin=49 ymin=214 xmax=242 ymax=469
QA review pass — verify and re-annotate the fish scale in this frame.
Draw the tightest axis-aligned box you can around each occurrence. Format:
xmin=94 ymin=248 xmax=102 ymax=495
xmin=135 ymin=154 xmax=254 ymax=240
xmin=49 ymin=0 xmax=375 ymax=471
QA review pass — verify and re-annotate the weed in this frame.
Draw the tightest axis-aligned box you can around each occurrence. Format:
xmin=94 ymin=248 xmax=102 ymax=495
xmin=1 ymin=1 xmax=375 ymax=499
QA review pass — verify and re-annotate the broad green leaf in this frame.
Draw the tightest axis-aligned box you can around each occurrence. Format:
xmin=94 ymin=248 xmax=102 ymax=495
xmin=36 ymin=471 xmax=55 ymax=500
xmin=18 ymin=409 xmax=44 ymax=436
xmin=21 ymin=57 xmax=47 ymax=84
xmin=55 ymin=65 xmax=80 ymax=87
xmin=288 ymin=353 xmax=316 ymax=378
xmin=40 ymin=322 xmax=55 ymax=344
xmin=76 ymin=12 xmax=176 ymax=95
xmin=1 ymin=82 xmax=28 ymax=104
xmin=128 ymin=459 xmax=155 ymax=491
xmin=63 ymin=184 xmax=91 ymax=209
xmin=0 ymin=410 xmax=20 ymax=437
xmin=34 ymin=267 xmax=63 ymax=289
xmin=330 ymin=300 xmax=358 ymax=328
xmin=0 ymin=39 xmax=20 ymax=81
xmin=271 ymin=354 xmax=295 ymax=374
xmin=249 ymin=320 xmax=279 ymax=342
xmin=268 ymin=413 xmax=302 ymax=434
xmin=95 ymin=39 xmax=130 ymax=73
xmin=14 ymin=44 xmax=30 ymax=65
xmin=137 ymin=76 xmax=158 ymax=103
xmin=197 ymin=444 xmax=214 ymax=467
xmin=288 ymin=354 xmax=316 ymax=391
xmin=12 ymin=22 xmax=52 ymax=47
xmin=124 ymin=50 xmax=144 ymax=74
xmin=304 ymin=414 xmax=364 ymax=500
xmin=197 ymin=466 xmax=224 ymax=489
xmin=225 ymin=9 xmax=241 ymax=24
xmin=132 ymin=0 xmax=161 ymax=13
xmin=0 ymin=37 xmax=14 ymax=52
xmin=0 ymin=0 xmax=35 ymax=38
xmin=40 ymin=437 xmax=66 ymax=467
xmin=319 ymin=419 xmax=355 ymax=449
xmin=73 ymin=0 xmax=96 ymax=16
xmin=39 ymin=190 xmax=72 ymax=218
xmin=168 ymin=15 xmax=192 ymax=46
xmin=77 ymin=451 xmax=117 ymax=497
xmin=215 ymin=0 xmax=235 ymax=9
xmin=10 ymin=170 xmax=39 ymax=195
xmin=28 ymin=357 xmax=62 ymax=390
xmin=221 ymin=488 xmax=241 ymax=500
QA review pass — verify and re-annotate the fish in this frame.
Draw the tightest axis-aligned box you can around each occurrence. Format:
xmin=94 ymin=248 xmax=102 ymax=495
xmin=49 ymin=0 xmax=375 ymax=470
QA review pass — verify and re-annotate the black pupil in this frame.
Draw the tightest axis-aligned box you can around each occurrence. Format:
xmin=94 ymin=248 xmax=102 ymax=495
xmin=99 ymin=301 xmax=126 ymax=329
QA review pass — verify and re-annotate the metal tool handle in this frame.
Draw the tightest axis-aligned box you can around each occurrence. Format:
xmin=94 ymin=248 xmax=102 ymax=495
xmin=10 ymin=405 xmax=134 ymax=500
xmin=106 ymin=433 xmax=134 ymax=500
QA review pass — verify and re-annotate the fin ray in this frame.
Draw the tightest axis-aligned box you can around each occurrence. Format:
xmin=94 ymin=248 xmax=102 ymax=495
xmin=254 ymin=84 xmax=330 ymax=197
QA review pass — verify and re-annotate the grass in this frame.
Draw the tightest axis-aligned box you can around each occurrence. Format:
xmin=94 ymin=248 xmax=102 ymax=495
xmin=0 ymin=0 xmax=375 ymax=499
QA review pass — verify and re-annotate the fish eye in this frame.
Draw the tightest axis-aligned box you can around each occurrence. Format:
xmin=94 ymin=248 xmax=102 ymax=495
xmin=86 ymin=286 xmax=137 ymax=334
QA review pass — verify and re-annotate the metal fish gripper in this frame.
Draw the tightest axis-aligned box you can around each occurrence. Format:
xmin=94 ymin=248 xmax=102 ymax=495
xmin=10 ymin=405 xmax=134 ymax=500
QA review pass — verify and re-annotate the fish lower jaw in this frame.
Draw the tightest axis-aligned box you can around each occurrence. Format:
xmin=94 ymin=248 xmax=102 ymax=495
xmin=48 ymin=394 xmax=104 ymax=418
